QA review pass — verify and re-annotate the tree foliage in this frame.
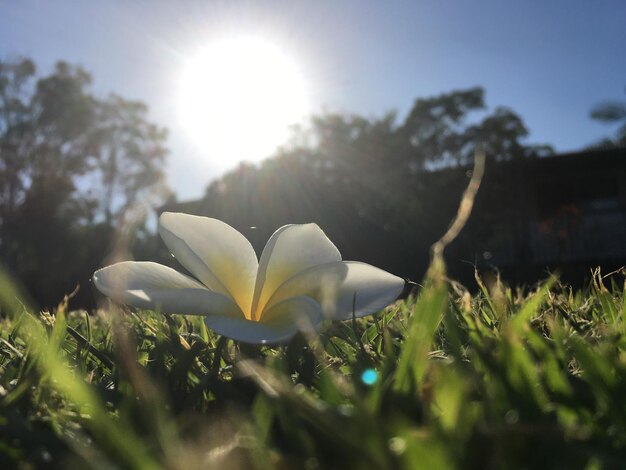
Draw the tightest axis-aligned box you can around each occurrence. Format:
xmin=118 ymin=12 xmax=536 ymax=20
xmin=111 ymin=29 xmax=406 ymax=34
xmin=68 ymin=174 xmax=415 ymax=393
xmin=589 ymin=91 xmax=626 ymax=148
xmin=0 ymin=63 xmax=558 ymax=307
xmin=176 ymin=87 xmax=552 ymax=284
xmin=0 ymin=58 xmax=169 ymax=307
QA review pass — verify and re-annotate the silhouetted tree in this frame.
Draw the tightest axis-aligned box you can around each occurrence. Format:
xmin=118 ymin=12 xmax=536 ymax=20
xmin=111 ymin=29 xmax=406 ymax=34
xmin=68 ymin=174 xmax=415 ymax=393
xmin=589 ymin=90 xmax=626 ymax=148
xmin=170 ymin=87 xmax=552 ymax=283
xmin=92 ymin=94 xmax=170 ymax=225
xmin=0 ymin=58 xmax=169 ymax=307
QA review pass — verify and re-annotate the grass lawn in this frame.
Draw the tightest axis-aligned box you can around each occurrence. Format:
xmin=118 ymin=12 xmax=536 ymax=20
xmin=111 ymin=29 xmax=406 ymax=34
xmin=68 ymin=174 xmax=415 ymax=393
xmin=1 ymin=263 xmax=626 ymax=469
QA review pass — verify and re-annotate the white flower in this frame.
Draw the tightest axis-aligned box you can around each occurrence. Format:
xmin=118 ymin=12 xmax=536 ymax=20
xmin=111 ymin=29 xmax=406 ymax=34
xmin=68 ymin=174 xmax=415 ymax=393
xmin=93 ymin=212 xmax=404 ymax=344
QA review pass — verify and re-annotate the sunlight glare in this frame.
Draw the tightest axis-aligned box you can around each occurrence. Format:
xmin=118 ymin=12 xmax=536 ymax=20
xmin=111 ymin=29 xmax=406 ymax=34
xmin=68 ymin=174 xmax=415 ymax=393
xmin=178 ymin=36 xmax=309 ymax=166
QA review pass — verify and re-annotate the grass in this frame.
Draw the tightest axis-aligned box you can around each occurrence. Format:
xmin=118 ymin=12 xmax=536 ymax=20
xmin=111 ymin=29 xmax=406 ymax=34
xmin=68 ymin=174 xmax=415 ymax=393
xmin=1 ymin=262 xmax=626 ymax=469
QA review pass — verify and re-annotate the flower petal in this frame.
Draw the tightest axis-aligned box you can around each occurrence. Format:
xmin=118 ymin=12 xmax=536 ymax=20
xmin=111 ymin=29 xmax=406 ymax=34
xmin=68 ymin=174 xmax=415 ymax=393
xmin=93 ymin=261 xmax=244 ymax=317
xmin=251 ymin=224 xmax=341 ymax=319
xmin=204 ymin=296 xmax=323 ymax=344
xmin=158 ymin=212 xmax=258 ymax=315
xmin=264 ymin=261 xmax=404 ymax=320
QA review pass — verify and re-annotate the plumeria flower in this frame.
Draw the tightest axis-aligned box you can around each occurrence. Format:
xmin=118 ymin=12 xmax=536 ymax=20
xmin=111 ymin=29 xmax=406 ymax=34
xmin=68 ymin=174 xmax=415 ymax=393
xmin=93 ymin=212 xmax=404 ymax=344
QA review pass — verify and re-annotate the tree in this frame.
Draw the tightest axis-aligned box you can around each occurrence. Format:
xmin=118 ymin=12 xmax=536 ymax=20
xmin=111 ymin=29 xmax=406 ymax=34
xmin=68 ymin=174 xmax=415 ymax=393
xmin=92 ymin=94 xmax=169 ymax=225
xmin=400 ymin=87 xmax=485 ymax=170
xmin=173 ymin=87 xmax=552 ymax=283
xmin=589 ymin=91 xmax=626 ymax=148
xmin=0 ymin=58 xmax=37 ymax=261
xmin=0 ymin=58 xmax=169 ymax=308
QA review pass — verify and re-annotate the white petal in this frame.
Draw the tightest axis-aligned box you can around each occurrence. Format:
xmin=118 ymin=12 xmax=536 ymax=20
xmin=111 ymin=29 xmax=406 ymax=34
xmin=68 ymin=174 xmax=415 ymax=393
xmin=159 ymin=212 xmax=258 ymax=315
xmin=251 ymin=224 xmax=341 ymax=319
xmin=93 ymin=261 xmax=244 ymax=317
xmin=264 ymin=261 xmax=404 ymax=320
xmin=204 ymin=296 xmax=323 ymax=344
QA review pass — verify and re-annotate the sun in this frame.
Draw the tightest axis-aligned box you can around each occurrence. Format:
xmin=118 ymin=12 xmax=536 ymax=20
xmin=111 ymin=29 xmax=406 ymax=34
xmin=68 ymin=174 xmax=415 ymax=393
xmin=178 ymin=36 xmax=309 ymax=166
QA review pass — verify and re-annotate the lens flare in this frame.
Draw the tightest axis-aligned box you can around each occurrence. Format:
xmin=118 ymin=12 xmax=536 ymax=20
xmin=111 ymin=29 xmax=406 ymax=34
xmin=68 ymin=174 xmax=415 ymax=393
xmin=361 ymin=368 xmax=378 ymax=386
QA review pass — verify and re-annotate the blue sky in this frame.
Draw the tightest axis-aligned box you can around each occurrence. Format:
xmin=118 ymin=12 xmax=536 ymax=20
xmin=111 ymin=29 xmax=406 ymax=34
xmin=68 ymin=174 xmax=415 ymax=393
xmin=1 ymin=0 xmax=625 ymax=199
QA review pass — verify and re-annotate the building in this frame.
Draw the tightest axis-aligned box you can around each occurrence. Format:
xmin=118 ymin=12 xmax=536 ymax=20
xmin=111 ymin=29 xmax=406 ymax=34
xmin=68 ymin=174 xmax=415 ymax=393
xmin=466 ymin=147 xmax=626 ymax=284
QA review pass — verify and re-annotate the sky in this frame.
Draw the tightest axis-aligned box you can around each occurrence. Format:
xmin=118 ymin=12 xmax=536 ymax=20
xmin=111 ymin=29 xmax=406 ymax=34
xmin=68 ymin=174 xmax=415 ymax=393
xmin=1 ymin=0 xmax=625 ymax=200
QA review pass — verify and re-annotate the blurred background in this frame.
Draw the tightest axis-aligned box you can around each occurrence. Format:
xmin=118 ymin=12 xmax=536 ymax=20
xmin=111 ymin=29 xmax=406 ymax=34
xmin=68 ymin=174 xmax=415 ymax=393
xmin=1 ymin=0 xmax=625 ymax=309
